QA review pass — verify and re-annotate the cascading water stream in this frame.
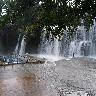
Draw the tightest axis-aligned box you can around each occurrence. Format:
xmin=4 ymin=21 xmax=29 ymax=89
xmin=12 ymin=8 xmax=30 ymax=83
xmin=68 ymin=41 xmax=77 ymax=57
xmin=39 ymin=28 xmax=62 ymax=61
xmin=14 ymin=34 xmax=21 ymax=54
xmin=12 ymin=35 xmax=26 ymax=63
xmin=53 ymin=37 xmax=60 ymax=56
xmin=19 ymin=36 xmax=26 ymax=56
xmin=40 ymin=29 xmax=60 ymax=56
xmin=68 ymin=22 xmax=96 ymax=57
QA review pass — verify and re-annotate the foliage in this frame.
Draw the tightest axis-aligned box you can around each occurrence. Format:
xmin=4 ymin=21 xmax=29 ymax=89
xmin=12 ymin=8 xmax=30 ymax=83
xmin=0 ymin=0 xmax=96 ymax=37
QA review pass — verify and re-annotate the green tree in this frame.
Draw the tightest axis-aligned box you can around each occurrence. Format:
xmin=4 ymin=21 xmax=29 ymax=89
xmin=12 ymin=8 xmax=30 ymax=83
xmin=0 ymin=0 xmax=96 ymax=37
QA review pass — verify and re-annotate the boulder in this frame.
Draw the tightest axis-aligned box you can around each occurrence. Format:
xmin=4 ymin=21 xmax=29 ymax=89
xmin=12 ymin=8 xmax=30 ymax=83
xmin=24 ymin=53 xmax=45 ymax=64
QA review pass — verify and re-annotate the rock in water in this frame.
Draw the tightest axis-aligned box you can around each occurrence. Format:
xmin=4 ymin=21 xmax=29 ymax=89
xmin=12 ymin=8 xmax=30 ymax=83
xmin=24 ymin=53 xmax=45 ymax=64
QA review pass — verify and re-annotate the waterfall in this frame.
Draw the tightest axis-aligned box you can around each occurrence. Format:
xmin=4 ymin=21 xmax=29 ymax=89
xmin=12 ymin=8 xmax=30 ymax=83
xmin=13 ymin=35 xmax=26 ymax=63
xmin=53 ymin=37 xmax=60 ymax=56
xmin=39 ymin=29 xmax=60 ymax=56
xmin=68 ymin=41 xmax=77 ymax=57
xmin=68 ymin=23 xmax=96 ymax=57
xmin=14 ymin=34 xmax=21 ymax=54
xmin=19 ymin=36 xmax=26 ymax=56
xmin=14 ymin=34 xmax=26 ymax=56
xmin=39 ymin=22 xmax=96 ymax=58
xmin=38 ymin=28 xmax=64 ymax=61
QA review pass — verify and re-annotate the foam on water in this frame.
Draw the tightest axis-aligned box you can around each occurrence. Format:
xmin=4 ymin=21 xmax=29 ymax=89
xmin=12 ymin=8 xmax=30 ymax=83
xmin=33 ymin=54 xmax=63 ymax=61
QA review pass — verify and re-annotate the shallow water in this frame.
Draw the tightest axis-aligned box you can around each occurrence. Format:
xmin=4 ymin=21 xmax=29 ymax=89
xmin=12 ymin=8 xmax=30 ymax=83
xmin=0 ymin=64 xmax=51 ymax=96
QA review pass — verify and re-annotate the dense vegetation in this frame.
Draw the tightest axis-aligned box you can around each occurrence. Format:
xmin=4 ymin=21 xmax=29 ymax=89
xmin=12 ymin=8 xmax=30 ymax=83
xmin=0 ymin=0 xmax=96 ymax=38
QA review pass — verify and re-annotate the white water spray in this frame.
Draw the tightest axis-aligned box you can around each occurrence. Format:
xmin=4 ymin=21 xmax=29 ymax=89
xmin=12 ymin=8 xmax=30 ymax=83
xmin=14 ymin=34 xmax=21 ymax=54
xmin=19 ymin=36 xmax=26 ymax=56
xmin=40 ymin=29 xmax=60 ymax=57
xmin=68 ymin=23 xmax=96 ymax=57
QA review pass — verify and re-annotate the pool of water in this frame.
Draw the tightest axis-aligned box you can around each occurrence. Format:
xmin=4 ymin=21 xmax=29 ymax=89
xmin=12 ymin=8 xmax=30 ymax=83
xmin=0 ymin=64 xmax=49 ymax=96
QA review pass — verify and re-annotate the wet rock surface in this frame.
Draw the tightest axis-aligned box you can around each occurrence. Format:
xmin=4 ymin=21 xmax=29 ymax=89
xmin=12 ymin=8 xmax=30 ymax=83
xmin=0 ymin=57 xmax=96 ymax=96
xmin=0 ymin=54 xmax=45 ymax=66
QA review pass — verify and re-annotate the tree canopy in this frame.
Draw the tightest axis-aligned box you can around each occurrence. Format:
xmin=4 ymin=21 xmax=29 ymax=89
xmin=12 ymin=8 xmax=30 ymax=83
xmin=0 ymin=0 xmax=96 ymax=37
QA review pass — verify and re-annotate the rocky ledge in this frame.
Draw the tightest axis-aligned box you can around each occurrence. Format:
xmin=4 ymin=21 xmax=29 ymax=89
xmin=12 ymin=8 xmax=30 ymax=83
xmin=0 ymin=54 xmax=45 ymax=66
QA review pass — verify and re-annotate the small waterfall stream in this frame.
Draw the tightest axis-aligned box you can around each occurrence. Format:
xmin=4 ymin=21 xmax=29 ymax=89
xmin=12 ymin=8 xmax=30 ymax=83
xmin=14 ymin=34 xmax=21 ymax=54
xmin=11 ymin=35 xmax=26 ymax=63
xmin=19 ymin=36 xmax=26 ymax=56
xmin=53 ymin=37 xmax=60 ymax=56
xmin=39 ymin=29 xmax=60 ymax=56
xmin=38 ymin=28 xmax=62 ymax=61
xmin=68 ymin=24 xmax=96 ymax=57
xmin=14 ymin=35 xmax=26 ymax=56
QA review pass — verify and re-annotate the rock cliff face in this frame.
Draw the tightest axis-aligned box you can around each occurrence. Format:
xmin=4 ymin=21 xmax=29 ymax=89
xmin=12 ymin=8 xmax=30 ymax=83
xmin=0 ymin=24 xmax=18 ymax=53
